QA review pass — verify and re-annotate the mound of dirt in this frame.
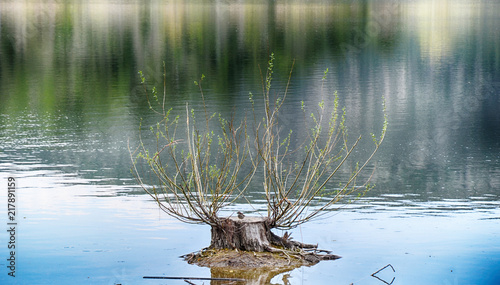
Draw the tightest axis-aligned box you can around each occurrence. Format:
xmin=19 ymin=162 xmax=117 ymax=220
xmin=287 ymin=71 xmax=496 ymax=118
xmin=183 ymin=248 xmax=311 ymax=268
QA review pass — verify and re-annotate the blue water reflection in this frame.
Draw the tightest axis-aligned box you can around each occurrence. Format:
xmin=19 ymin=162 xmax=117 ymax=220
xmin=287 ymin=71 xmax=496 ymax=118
xmin=0 ymin=170 xmax=211 ymax=284
xmin=1 ymin=167 xmax=499 ymax=284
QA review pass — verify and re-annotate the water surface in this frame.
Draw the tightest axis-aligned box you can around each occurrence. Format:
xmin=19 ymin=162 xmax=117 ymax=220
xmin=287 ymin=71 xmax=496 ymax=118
xmin=0 ymin=1 xmax=499 ymax=284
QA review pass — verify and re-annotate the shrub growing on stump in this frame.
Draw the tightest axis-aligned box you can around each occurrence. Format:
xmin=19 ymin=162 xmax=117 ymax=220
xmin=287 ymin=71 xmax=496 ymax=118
xmin=130 ymin=55 xmax=387 ymax=266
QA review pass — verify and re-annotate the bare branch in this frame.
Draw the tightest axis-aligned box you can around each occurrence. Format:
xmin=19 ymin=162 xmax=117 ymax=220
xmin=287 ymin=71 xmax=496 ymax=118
xmin=131 ymin=57 xmax=387 ymax=231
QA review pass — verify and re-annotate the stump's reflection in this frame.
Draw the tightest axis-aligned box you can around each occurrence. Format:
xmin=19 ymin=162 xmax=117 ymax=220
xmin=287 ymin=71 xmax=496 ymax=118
xmin=209 ymin=265 xmax=297 ymax=285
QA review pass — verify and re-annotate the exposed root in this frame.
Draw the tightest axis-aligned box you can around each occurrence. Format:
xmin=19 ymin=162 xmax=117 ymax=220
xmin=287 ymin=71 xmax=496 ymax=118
xmin=268 ymin=231 xmax=341 ymax=264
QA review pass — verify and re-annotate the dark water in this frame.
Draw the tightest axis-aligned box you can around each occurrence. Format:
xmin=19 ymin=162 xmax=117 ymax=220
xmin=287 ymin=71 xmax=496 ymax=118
xmin=0 ymin=1 xmax=499 ymax=284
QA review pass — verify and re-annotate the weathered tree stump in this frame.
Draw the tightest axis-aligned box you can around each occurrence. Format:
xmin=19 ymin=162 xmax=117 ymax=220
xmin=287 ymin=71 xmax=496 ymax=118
xmin=210 ymin=216 xmax=273 ymax=252
xmin=182 ymin=215 xmax=341 ymax=270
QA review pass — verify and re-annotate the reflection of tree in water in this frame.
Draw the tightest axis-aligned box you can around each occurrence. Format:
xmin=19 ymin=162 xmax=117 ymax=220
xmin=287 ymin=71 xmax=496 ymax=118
xmin=210 ymin=266 xmax=295 ymax=285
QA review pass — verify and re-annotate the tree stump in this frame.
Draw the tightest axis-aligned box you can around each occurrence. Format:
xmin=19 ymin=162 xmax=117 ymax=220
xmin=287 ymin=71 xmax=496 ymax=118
xmin=182 ymin=215 xmax=341 ymax=269
xmin=210 ymin=216 xmax=273 ymax=252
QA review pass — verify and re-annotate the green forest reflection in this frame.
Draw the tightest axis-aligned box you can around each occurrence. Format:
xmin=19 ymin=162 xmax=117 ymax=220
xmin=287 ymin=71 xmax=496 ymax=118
xmin=1 ymin=1 xmax=496 ymax=113
xmin=1 ymin=0 xmax=498 ymax=198
xmin=0 ymin=0 xmax=406 ymax=114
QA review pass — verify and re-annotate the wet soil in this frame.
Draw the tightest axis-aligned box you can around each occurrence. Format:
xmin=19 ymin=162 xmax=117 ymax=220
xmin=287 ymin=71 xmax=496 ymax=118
xmin=184 ymin=248 xmax=313 ymax=268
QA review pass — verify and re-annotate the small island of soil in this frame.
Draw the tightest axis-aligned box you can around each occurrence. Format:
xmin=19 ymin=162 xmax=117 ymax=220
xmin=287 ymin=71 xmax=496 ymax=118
xmin=181 ymin=216 xmax=340 ymax=283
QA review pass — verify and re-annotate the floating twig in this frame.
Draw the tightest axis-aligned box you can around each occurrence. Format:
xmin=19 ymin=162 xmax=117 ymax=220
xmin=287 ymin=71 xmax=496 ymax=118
xmin=371 ymin=264 xmax=396 ymax=285
xmin=143 ymin=276 xmax=245 ymax=282
xmin=371 ymin=264 xmax=395 ymax=276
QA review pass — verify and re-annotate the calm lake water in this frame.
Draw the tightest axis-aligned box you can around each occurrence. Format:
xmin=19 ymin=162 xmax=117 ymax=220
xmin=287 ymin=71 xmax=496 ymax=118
xmin=1 ymin=0 xmax=499 ymax=284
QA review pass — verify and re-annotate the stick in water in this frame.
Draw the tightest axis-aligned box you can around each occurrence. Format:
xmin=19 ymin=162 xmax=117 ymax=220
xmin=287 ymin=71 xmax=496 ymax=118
xmin=143 ymin=276 xmax=246 ymax=282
